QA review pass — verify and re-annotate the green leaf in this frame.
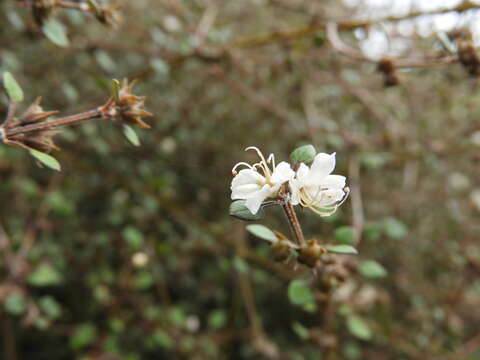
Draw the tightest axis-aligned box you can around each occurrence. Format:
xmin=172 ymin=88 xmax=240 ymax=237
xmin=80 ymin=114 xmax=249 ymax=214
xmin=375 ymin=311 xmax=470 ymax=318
xmin=70 ymin=323 xmax=97 ymax=350
xmin=168 ymin=307 xmax=186 ymax=326
xmin=359 ymin=260 xmax=387 ymax=279
xmin=326 ymin=245 xmax=358 ymax=255
xmin=152 ymin=329 xmax=173 ymax=349
xmin=288 ymin=280 xmax=314 ymax=306
xmin=233 ymin=256 xmax=249 ymax=274
xmin=347 ymin=315 xmax=372 ymax=340
xmin=123 ymin=124 xmax=141 ymax=146
xmin=334 ymin=226 xmax=355 ymax=245
xmin=39 ymin=296 xmax=62 ymax=319
xmin=362 ymin=223 xmax=382 ymax=242
xmin=360 ymin=152 xmax=388 ymax=170
xmin=3 ymin=71 xmax=24 ymax=102
xmin=246 ymin=224 xmax=277 ymax=242
xmin=383 ymin=217 xmax=408 ymax=240
xmin=28 ymin=263 xmax=63 ymax=287
xmin=4 ymin=293 xmax=26 ymax=315
xmin=292 ymin=322 xmax=310 ymax=339
xmin=43 ymin=19 xmax=70 ymax=47
xmin=122 ymin=226 xmax=144 ymax=250
xmin=229 ymin=200 xmax=264 ymax=221
xmin=29 ymin=150 xmax=61 ymax=171
xmin=290 ymin=144 xmax=316 ymax=164
xmin=208 ymin=309 xmax=227 ymax=329
xmin=343 ymin=343 xmax=363 ymax=360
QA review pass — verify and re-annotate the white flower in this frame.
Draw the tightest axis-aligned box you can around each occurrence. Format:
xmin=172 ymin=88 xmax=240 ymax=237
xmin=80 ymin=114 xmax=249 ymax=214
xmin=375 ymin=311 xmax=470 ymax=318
xmin=231 ymin=147 xmax=295 ymax=214
xmin=289 ymin=152 xmax=348 ymax=216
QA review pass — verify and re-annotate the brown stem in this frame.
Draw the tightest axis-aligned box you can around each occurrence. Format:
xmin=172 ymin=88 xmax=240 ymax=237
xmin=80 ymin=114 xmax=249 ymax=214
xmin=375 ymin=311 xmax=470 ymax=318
xmin=282 ymin=200 xmax=305 ymax=246
xmin=230 ymin=1 xmax=480 ymax=49
xmin=4 ymin=102 xmax=17 ymax=127
xmin=6 ymin=108 xmax=101 ymax=136
xmin=55 ymin=1 xmax=90 ymax=11
xmin=1 ymin=312 xmax=17 ymax=360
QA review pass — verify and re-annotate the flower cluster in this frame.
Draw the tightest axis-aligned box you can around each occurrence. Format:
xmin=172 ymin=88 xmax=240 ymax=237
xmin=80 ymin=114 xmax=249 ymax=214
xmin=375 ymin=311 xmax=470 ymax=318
xmin=231 ymin=146 xmax=349 ymax=215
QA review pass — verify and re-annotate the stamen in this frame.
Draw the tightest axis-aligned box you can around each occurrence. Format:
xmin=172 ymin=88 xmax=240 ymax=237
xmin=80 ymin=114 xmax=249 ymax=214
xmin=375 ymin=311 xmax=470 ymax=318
xmin=245 ymin=146 xmax=272 ymax=178
xmin=267 ymin=153 xmax=276 ymax=169
xmin=232 ymin=161 xmax=254 ymax=175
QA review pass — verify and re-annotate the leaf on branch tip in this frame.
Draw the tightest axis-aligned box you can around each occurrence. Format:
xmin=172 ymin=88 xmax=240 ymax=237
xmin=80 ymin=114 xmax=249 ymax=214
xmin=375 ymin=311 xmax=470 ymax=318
xmin=123 ymin=125 xmax=140 ymax=146
xmin=347 ymin=315 xmax=372 ymax=340
xmin=288 ymin=280 xmax=314 ymax=306
xmin=43 ymin=19 xmax=70 ymax=47
xmin=3 ymin=72 xmax=24 ymax=102
xmin=326 ymin=244 xmax=358 ymax=255
xmin=229 ymin=200 xmax=264 ymax=221
xmin=246 ymin=224 xmax=277 ymax=242
xmin=359 ymin=260 xmax=387 ymax=279
xmin=30 ymin=150 xmax=61 ymax=171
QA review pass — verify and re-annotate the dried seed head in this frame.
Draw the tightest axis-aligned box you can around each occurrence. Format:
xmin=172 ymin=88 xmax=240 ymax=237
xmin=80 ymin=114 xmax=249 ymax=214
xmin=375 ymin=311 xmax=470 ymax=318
xmin=102 ymin=79 xmax=153 ymax=128
xmin=377 ymin=58 xmax=400 ymax=87
xmin=457 ymin=41 xmax=480 ymax=76
xmin=11 ymin=97 xmax=59 ymax=127
xmin=10 ymin=130 xmax=61 ymax=152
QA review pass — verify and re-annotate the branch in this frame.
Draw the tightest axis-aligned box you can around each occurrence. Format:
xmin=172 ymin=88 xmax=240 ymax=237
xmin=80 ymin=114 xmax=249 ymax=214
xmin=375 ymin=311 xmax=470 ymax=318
xmin=326 ymin=22 xmax=458 ymax=69
xmin=229 ymin=1 xmax=480 ymax=49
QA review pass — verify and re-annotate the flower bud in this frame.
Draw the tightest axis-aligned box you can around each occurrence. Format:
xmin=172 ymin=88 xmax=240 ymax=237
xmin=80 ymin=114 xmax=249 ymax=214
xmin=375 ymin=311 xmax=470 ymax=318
xmin=297 ymin=239 xmax=326 ymax=268
xmin=271 ymin=240 xmax=291 ymax=262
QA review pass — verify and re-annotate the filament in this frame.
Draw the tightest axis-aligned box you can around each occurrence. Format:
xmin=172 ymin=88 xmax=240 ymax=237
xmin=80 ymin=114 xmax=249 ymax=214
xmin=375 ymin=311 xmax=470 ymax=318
xmin=245 ymin=146 xmax=272 ymax=179
xmin=232 ymin=161 xmax=254 ymax=174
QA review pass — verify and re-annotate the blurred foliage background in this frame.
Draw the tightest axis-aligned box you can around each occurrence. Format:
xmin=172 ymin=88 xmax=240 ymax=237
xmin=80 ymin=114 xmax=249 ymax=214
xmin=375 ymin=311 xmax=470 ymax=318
xmin=1 ymin=0 xmax=480 ymax=359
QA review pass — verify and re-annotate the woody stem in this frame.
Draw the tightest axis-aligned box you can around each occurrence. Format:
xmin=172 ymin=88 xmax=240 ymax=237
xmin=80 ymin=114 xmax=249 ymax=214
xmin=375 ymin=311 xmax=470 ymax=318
xmin=282 ymin=199 xmax=305 ymax=246
xmin=6 ymin=108 xmax=102 ymax=136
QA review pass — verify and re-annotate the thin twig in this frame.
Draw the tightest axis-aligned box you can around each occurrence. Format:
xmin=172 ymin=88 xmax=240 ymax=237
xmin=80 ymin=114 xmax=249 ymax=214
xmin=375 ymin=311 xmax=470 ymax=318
xmin=230 ymin=1 xmax=480 ymax=48
xmin=282 ymin=200 xmax=306 ymax=246
xmin=326 ymin=22 xmax=458 ymax=68
xmin=6 ymin=108 xmax=102 ymax=136
xmin=348 ymin=157 xmax=364 ymax=245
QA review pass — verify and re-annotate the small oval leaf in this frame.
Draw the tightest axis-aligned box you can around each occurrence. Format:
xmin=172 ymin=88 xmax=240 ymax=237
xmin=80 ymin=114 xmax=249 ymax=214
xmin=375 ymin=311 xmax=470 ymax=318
xmin=229 ymin=200 xmax=264 ymax=221
xmin=30 ymin=150 xmax=61 ymax=171
xmin=347 ymin=315 xmax=372 ymax=340
xmin=3 ymin=72 xmax=24 ymax=102
xmin=326 ymin=245 xmax=358 ymax=255
xmin=288 ymin=280 xmax=314 ymax=306
xmin=290 ymin=144 xmax=316 ymax=164
xmin=334 ymin=226 xmax=355 ymax=245
xmin=359 ymin=260 xmax=387 ymax=279
xmin=28 ymin=263 xmax=63 ymax=286
xmin=123 ymin=124 xmax=140 ymax=146
xmin=43 ymin=19 xmax=70 ymax=47
xmin=246 ymin=224 xmax=277 ymax=242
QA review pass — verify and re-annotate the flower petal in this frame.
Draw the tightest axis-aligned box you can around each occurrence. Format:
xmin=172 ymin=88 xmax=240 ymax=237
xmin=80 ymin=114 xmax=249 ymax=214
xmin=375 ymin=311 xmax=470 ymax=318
xmin=296 ymin=163 xmax=310 ymax=184
xmin=245 ymin=185 xmax=274 ymax=214
xmin=321 ymin=175 xmax=346 ymax=190
xmin=270 ymin=161 xmax=295 ymax=185
xmin=231 ymin=183 xmax=262 ymax=200
xmin=231 ymin=169 xmax=265 ymax=189
xmin=308 ymin=153 xmax=336 ymax=183
xmin=316 ymin=188 xmax=346 ymax=207
xmin=289 ymin=179 xmax=301 ymax=205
